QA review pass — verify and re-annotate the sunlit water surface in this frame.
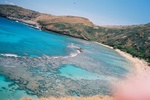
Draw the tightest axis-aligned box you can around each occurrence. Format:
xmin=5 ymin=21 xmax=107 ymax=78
xmin=0 ymin=18 xmax=132 ymax=99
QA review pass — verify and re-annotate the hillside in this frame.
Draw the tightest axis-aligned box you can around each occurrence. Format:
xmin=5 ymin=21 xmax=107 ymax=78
xmin=0 ymin=4 xmax=149 ymax=62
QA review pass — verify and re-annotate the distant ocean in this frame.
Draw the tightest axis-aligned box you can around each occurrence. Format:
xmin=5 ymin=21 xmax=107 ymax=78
xmin=0 ymin=18 xmax=132 ymax=99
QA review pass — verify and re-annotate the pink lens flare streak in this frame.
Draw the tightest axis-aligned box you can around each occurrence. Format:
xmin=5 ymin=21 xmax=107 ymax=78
xmin=114 ymin=68 xmax=150 ymax=100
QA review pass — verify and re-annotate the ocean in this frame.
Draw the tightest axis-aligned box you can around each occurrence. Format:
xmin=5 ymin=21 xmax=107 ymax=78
xmin=0 ymin=18 xmax=132 ymax=99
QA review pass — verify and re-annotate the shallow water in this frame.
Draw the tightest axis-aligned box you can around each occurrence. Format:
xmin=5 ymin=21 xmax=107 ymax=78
xmin=0 ymin=18 xmax=133 ymax=98
xmin=0 ymin=75 xmax=37 ymax=100
xmin=59 ymin=65 xmax=115 ymax=80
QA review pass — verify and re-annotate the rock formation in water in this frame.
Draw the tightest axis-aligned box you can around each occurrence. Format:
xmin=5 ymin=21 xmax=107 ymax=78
xmin=0 ymin=4 xmax=150 ymax=62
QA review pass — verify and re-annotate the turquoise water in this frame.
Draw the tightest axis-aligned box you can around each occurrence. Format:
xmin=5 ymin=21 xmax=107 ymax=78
xmin=0 ymin=18 xmax=75 ymax=57
xmin=0 ymin=18 xmax=133 ymax=98
xmin=59 ymin=65 xmax=115 ymax=80
xmin=0 ymin=75 xmax=37 ymax=100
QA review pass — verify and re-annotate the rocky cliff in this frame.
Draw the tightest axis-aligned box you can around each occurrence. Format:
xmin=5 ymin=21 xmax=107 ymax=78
xmin=0 ymin=4 xmax=149 ymax=62
xmin=0 ymin=5 xmax=94 ymax=39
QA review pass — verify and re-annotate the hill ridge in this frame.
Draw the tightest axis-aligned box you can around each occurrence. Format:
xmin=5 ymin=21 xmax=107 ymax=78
xmin=0 ymin=4 xmax=149 ymax=62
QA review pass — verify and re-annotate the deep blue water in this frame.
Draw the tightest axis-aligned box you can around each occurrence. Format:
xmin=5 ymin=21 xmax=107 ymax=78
xmin=0 ymin=18 xmax=77 ymax=57
xmin=0 ymin=18 xmax=132 ymax=99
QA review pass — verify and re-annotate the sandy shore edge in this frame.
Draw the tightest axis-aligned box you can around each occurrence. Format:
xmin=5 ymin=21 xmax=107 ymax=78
xmin=95 ymin=42 xmax=149 ymax=73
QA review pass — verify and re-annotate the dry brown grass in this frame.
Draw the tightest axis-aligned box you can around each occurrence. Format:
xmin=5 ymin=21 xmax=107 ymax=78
xmin=34 ymin=14 xmax=94 ymax=26
xmin=22 ymin=95 xmax=113 ymax=100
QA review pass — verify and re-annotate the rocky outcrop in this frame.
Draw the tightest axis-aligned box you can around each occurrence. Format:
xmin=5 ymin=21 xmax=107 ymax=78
xmin=0 ymin=5 xmax=94 ymax=39
xmin=0 ymin=5 xmax=40 ymax=20
xmin=0 ymin=4 xmax=150 ymax=62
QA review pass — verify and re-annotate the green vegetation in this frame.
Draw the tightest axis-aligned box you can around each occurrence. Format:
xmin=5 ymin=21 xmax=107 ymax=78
xmin=53 ymin=23 xmax=150 ymax=62
xmin=0 ymin=5 xmax=149 ymax=62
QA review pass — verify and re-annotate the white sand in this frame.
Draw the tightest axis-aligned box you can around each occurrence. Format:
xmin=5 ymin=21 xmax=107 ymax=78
xmin=95 ymin=42 xmax=149 ymax=74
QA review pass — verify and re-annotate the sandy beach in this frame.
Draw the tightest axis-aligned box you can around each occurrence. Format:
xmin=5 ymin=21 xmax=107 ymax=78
xmin=95 ymin=42 xmax=149 ymax=74
xmin=22 ymin=95 xmax=113 ymax=100
xmin=22 ymin=43 xmax=149 ymax=100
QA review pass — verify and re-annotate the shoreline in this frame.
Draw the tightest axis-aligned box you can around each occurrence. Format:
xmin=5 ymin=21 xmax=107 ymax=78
xmin=5 ymin=17 xmax=149 ymax=72
xmin=5 ymin=17 xmax=149 ymax=73
xmin=5 ymin=17 xmax=41 ymax=30
xmin=115 ymin=49 xmax=149 ymax=73
xmin=95 ymin=42 xmax=149 ymax=74
xmin=2 ymin=18 xmax=149 ymax=100
xmin=22 ymin=95 xmax=113 ymax=100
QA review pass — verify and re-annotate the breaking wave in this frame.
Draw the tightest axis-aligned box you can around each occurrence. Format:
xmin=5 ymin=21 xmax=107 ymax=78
xmin=0 ymin=43 xmax=82 ymax=60
xmin=56 ymin=43 xmax=82 ymax=59
xmin=0 ymin=54 xmax=20 ymax=57
xmin=67 ymin=43 xmax=80 ymax=49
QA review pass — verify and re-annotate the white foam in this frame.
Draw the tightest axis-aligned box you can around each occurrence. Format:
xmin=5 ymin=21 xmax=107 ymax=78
xmin=48 ymin=49 xmax=81 ymax=59
xmin=67 ymin=43 xmax=80 ymax=49
xmin=47 ymin=44 xmax=82 ymax=59
xmin=53 ymin=56 xmax=59 ymax=59
xmin=69 ymin=53 xmax=78 ymax=58
xmin=65 ymin=43 xmax=82 ymax=58
xmin=77 ymin=50 xmax=81 ymax=53
xmin=70 ymin=50 xmax=81 ymax=57
xmin=63 ymin=50 xmax=81 ymax=58
xmin=0 ymin=54 xmax=19 ymax=57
